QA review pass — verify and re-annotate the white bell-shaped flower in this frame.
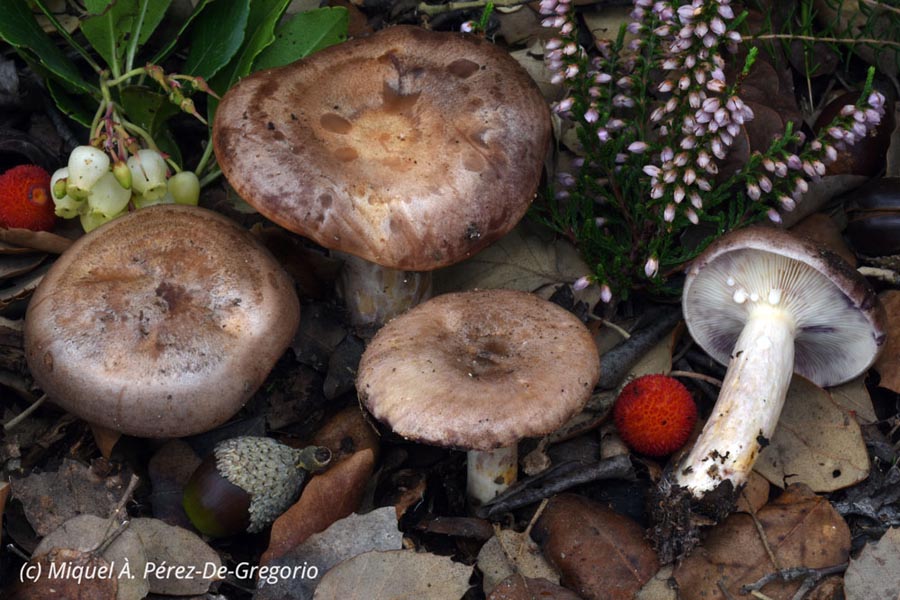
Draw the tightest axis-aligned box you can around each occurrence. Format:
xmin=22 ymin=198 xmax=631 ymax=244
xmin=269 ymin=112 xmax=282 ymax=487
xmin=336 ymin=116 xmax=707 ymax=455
xmin=168 ymin=171 xmax=200 ymax=206
xmin=128 ymin=149 xmax=168 ymax=201
xmin=86 ymin=171 xmax=131 ymax=219
xmin=67 ymin=146 xmax=110 ymax=200
xmin=50 ymin=167 xmax=84 ymax=218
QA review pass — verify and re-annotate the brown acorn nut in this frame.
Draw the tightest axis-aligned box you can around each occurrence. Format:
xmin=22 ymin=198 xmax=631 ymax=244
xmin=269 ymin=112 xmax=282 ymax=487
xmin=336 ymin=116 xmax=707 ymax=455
xmin=845 ymin=177 xmax=900 ymax=257
xmin=183 ymin=437 xmax=331 ymax=538
xmin=813 ymin=90 xmax=894 ymax=177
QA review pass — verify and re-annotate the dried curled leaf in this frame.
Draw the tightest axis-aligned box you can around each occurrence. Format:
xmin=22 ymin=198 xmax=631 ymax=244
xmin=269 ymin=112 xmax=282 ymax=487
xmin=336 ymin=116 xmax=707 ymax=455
xmin=312 ymin=550 xmax=473 ymax=600
xmin=755 ymin=376 xmax=869 ymax=492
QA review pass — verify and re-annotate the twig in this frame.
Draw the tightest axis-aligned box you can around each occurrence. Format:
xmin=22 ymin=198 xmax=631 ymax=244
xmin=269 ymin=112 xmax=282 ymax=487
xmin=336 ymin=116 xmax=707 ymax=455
xmin=669 ymin=370 xmax=723 ymax=387
xmin=858 ymin=266 xmax=900 ymax=285
xmin=476 ymin=455 xmax=634 ymax=518
xmin=588 ymin=314 xmax=632 ymax=339
xmin=596 ymin=304 xmax=682 ymax=389
xmin=746 ymin=500 xmax=781 ymax=573
xmin=740 ymin=563 xmax=849 ymax=598
xmin=4 ymin=394 xmax=48 ymax=431
xmin=717 ymin=580 xmax=738 ymax=600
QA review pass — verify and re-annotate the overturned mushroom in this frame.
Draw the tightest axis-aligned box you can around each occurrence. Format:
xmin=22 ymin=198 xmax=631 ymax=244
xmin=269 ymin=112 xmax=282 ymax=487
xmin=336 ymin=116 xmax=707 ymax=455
xmin=24 ymin=205 xmax=300 ymax=437
xmin=674 ymin=226 xmax=885 ymax=499
xmin=213 ymin=26 xmax=551 ymax=325
xmin=357 ymin=289 xmax=600 ymax=504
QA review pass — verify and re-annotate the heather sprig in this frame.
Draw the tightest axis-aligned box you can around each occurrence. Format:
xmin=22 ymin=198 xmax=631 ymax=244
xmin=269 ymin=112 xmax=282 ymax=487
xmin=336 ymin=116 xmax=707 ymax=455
xmin=536 ymin=0 xmax=885 ymax=305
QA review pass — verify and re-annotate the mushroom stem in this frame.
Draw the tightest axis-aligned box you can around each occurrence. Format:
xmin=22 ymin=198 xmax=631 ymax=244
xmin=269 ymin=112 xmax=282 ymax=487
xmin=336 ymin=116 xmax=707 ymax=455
xmin=674 ymin=305 xmax=796 ymax=495
xmin=467 ymin=446 xmax=518 ymax=505
xmin=335 ymin=252 xmax=433 ymax=326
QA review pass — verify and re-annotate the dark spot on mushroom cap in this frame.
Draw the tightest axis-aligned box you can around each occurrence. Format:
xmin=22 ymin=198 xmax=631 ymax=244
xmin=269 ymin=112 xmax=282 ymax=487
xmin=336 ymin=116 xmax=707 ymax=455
xmin=320 ymin=113 xmax=353 ymax=134
xmin=447 ymin=59 xmax=480 ymax=78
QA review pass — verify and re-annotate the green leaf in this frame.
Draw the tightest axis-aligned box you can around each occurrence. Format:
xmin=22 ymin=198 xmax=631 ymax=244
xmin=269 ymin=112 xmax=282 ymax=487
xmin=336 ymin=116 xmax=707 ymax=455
xmin=119 ymin=86 xmax=183 ymax=166
xmin=47 ymin=80 xmax=96 ymax=128
xmin=209 ymin=0 xmax=292 ymax=94
xmin=135 ymin=0 xmax=171 ymax=46
xmin=80 ymin=0 xmax=139 ymax=72
xmin=0 ymin=0 xmax=93 ymax=93
xmin=252 ymin=7 xmax=347 ymax=71
xmin=184 ymin=0 xmax=250 ymax=80
xmin=150 ymin=0 xmax=217 ymax=64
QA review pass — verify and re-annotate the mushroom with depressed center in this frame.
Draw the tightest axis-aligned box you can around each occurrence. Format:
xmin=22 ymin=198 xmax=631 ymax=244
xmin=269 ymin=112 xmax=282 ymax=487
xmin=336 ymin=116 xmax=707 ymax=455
xmin=674 ymin=226 xmax=885 ymax=500
xmin=24 ymin=205 xmax=300 ymax=438
xmin=357 ymin=289 xmax=600 ymax=504
xmin=213 ymin=26 xmax=551 ymax=325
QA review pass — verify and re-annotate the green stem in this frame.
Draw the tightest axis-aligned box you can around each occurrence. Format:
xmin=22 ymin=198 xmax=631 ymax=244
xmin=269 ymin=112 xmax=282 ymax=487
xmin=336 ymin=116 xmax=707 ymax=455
xmin=195 ymin=140 xmax=216 ymax=177
xmin=126 ymin=0 xmax=151 ymax=73
xmin=106 ymin=67 xmax=150 ymax=88
xmin=198 ymin=168 xmax=222 ymax=188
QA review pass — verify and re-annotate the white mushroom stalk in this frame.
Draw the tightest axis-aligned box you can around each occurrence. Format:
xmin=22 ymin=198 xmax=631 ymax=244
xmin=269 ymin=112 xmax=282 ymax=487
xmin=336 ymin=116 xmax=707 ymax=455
xmin=676 ymin=227 xmax=885 ymax=501
xmin=674 ymin=304 xmax=795 ymax=494
xmin=467 ymin=447 xmax=518 ymax=505
xmin=335 ymin=252 xmax=432 ymax=326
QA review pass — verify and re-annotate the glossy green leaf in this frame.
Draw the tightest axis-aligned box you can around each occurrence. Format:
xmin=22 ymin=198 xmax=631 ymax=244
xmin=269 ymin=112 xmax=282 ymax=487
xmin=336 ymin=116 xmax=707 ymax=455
xmin=47 ymin=80 xmax=96 ymax=128
xmin=119 ymin=86 xmax=183 ymax=166
xmin=184 ymin=0 xmax=250 ymax=80
xmin=80 ymin=0 xmax=137 ymax=71
xmin=0 ymin=0 xmax=92 ymax=93
xmin=150 ymin=0 xmax=217 ymax=64
xmin=135 ymin=0 xmax=172 ymax=46
xmin=252 ymin=7 xmax=348 ymax=71
xmin=209 ymin=0 xmax=292 ymax=93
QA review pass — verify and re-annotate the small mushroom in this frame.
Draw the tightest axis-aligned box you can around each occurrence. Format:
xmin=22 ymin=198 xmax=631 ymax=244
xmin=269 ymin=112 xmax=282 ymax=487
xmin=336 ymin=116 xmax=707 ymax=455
xmin=213 ymin=26 xmax=551 ymax=325
xmin=24 ymin=205 xmax=300 ymax=437
xmin=357 ymin=289 xmax=600 ymax=504
xmin=675 ymin=226 xmax=885 ymax=498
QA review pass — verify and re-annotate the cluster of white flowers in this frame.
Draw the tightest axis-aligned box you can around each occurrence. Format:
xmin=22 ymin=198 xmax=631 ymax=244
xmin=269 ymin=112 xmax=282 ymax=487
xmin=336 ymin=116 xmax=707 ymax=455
xmin=52 ymin=146 xmax=200 ymax=232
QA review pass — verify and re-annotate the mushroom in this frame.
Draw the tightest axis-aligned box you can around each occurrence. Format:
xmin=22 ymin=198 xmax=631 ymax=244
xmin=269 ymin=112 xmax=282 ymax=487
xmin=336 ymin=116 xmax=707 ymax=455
xmin=24 ymin=205 xmax=300 ymax=438
xmin=356 ymin=289 xmax=600 ymax=504
xmin=675 ymin=226 xmax=885 ymax=498
xmin=213 ymin=26 xmax=551 ymax=325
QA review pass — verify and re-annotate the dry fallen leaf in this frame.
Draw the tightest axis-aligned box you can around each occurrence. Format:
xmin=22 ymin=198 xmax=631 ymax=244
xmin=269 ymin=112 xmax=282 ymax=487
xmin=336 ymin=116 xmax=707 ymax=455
xmin=433 ymin=220 xmax=595 ymax=302
xmin=830 ymin=375 xmax=878 ymax=426
xmin=146 ymin=440 xmax=202 ymax=528
xmin=263 ymin=406 xmax=380 ymax=564
xmin=9 ymin=458 xmax=128 ymax=536
xmin=0 ymin=227 xmax=73 ymax=254
xmin=7 ymin=547 xmax=119 ymax=600
xmin=532 ymin=493 xmax=658 ymax=600
xmin=487 ymin=574 xmax=581 ymax=600
xmin=257 ymin=507 xmax=402 ymax=600
xmin=263 ymin=449 xmax=376 ymax=565
xmin=477 ymin=528 xmax=560 ymax=595
xmin=843 ymin=526 xmax=900 ymax=600
xmin=130 ymin=517 xmax=223 ymax=596
xmin=89 ymin=422 xmax=122 ymax=460
xmin=755 ymin=375 xmax=869 ymax=492
xmin=32 ymin=514 xmax=150 ymax=600
xmin=312 ymin=550 xmax=473 ymax=600
xmin=873 ymin=290 xmax=900 ymax=394
xmin=674 ymin=484 xmax=850 ymax=600
xmin=736 ymin=471 xmax=771 ymax=514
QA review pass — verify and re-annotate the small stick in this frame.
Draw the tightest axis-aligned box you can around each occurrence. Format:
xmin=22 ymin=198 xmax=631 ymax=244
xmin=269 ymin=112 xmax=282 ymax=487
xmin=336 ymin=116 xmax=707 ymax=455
xmin=476 ymin=455 xmax=634 ymax=518
xmin=4 ymin=394 xmax=48 ymax=431
xmin=669 ymin=370 xmax=723 ymax=387
xmin=740 ymin=563 xmax=849 ymax=595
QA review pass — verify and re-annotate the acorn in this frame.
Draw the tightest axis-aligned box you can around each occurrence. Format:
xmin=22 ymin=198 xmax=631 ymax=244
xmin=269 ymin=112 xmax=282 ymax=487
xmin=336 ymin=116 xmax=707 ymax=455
xmin=182 ymin=436 xmax=332 ymax=537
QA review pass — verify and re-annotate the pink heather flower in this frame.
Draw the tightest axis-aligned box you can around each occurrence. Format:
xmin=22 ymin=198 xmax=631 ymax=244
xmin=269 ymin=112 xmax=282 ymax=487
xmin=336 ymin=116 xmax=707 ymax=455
xmin=628 ymin=141 xmax=649 ymax=154
xmin=864 ymin=108 xmax=882 ymax=124
xmin=779 ymin=196 xmax=796 ymax=211
xmin=868 ymin=91 xmax=885 ymax=109
xmin=588 ymin=86 xmax=601 ymax=98
xmin=683 ymin=168 xmax=697 ymax=185
xmin=595 ymin=73 xmax=612 ymax=84
xmin=824 ymin=145 xmax=838 ymax=163
xmin=664 ymin=203 xmax=676 ymax=221
xmin=460 ymin=21 xmax=475 ymax=33
xmin=685 ymin=208 xmax=699 ymax=224
xmin=840 ymin=105 xmax=856 ymax=117
xmin=600 ymin=284 xmax=613 ymax=304
xmin=746 ymin=182 xmax=761 ymax=200
xmin=573 ymin=275 xmax=591 ymax=291
xmin=563 ymin=42 xmax=578 ymax=56
xmin=696 ymin=178 xmax=711 ymax=192
xmin=787 ymin=154 xmax=803 ymax=170
xmin=774 ymin=161 xmax=787 ymax=178
xmin=607 ymin=118 xmax=625 ymax=130
xmin=565 ymin=64 xmax=580 ymax=78
xmin=794 ymin=177 xmax=808 ymax=194
xmin=561 ymin=21 xmax=575 ymax=34
xmin=643 ymin=165 xmax=662 ymax=178
xmin=758 ymin=175 xmax=772 ymax=193
xmin=545 ymin=38 xmax=563 ymax=51
xmin=613 ymin=94 xmax=635 ymax=108
xmin=627 ymin=21 xmax=643 ymax=34
xmin=661 ymin=147 xmax=675 ymax=162
xmin=690 ymin=192 xmax=702 ymax=208
xmin=718 ymin=4 xmax=735 ymax=19
xmin=644 ymin=256 xmax=659 ymax=278
xmin=557 ymin=171 xmax=575 ymax=186
xmin=584 ymin=108 xmax=600 ymax=123
xmin=674 ymin=186 xmax=685 ymax=204
xmin=594 ymin=217 xmax=606 ymax=227
xmin=710 ymin=17 xmax=726 ymax=35
xmin=597 ymin=128 xmax=610 ymax=142
xmin=554 ymin=97 xmax=574 ymax=113
xmin=707 ymin=79 xmax=726 ymax=93
xmin=767 ymin=209 xmax=782 ymax=223
xmin=813 ymin=160 xmax=826 ymax=176
xmin=650 ymin=183 xmax=665 ymax=199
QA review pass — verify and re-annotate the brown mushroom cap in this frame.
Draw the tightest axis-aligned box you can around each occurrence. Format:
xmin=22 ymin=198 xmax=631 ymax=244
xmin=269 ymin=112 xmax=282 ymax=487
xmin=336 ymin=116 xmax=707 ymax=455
xmin=357 ymin=290 xmax=600 ymax=451
xmin=24 ymin=205 xmax=300 ymax=437
xmin=213 ymin=26 xmax=551 ymax=271
xmin=683 ymin=226 xmax=886 ymax=387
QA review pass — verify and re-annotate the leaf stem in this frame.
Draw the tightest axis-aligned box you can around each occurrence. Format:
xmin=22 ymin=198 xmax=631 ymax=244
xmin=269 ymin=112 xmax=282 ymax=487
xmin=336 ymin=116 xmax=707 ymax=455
xmin=126 ymin=0 xmax=151 ymax=73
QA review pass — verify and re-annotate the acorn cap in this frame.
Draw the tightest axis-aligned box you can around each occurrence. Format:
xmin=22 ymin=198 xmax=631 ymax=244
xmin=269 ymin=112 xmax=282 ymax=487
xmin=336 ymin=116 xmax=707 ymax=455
xmin=357 ymin=289 xmax=601 ymax=451
xmin=183 ymin=437 xmax=332 ymax=537
xmin=24 ymin=205 xmax=300 ymax=437
xmin=213 ymin=25 xmax=551 ymax=271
